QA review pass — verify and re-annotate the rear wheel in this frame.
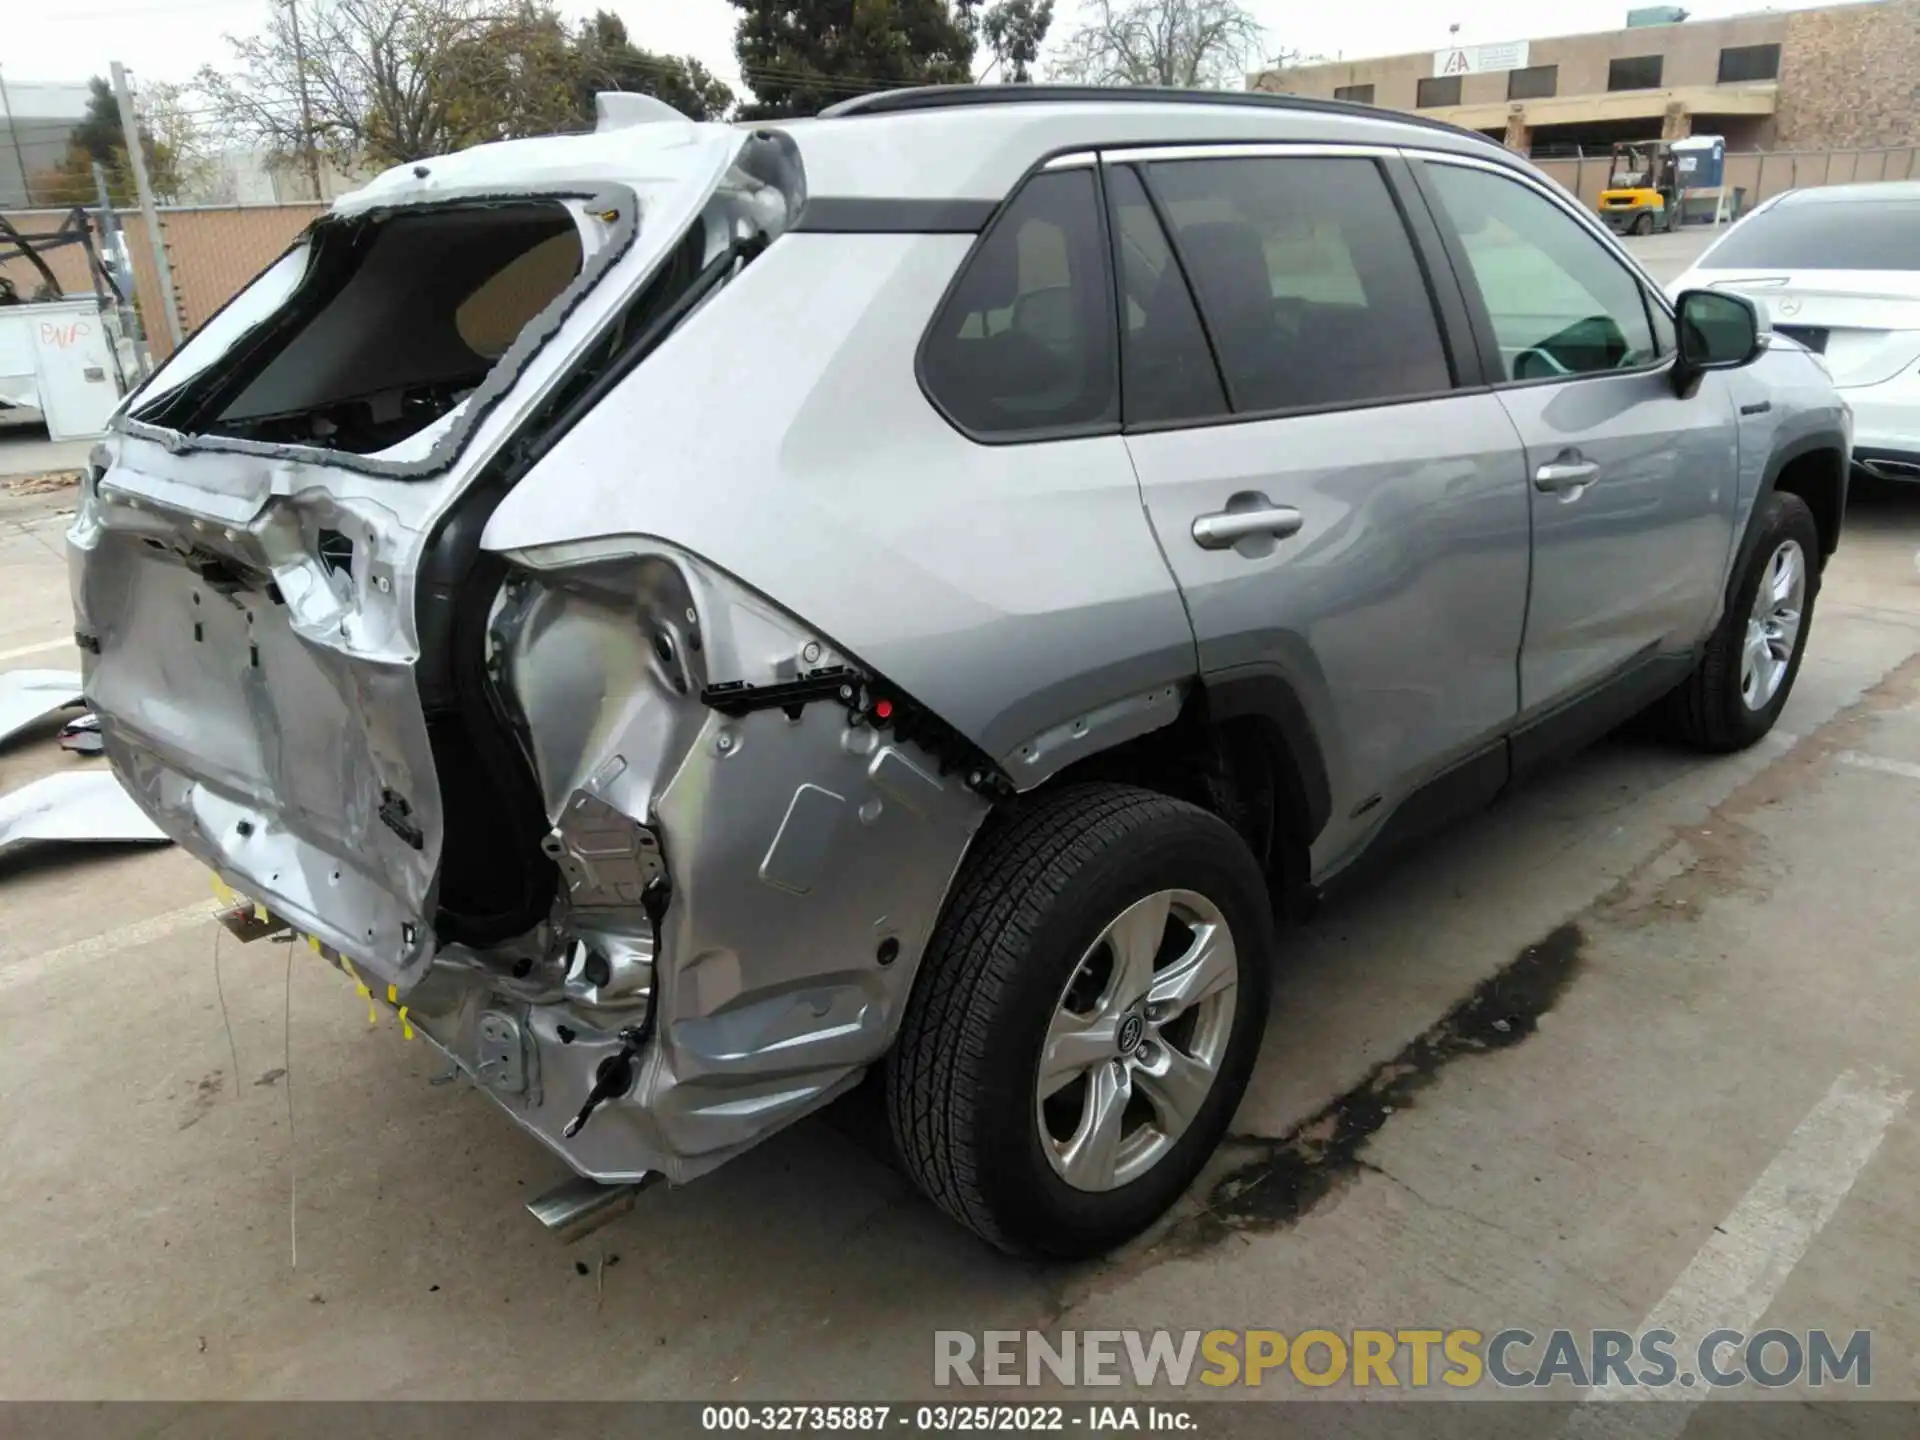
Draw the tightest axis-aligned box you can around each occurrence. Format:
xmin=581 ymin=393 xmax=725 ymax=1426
xmin=885 ymin=784 xmax=1273 ymax=1258
xmin=1667 ymin=492 xmax=1820 ymax=751
xmin=1629 ymin=211 xmax=1654 ymax=236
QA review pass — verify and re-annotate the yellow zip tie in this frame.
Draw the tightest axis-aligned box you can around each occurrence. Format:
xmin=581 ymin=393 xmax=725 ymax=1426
xmin=211 ymin=876 xmax=235 ymax=904
xmin=397 ymin=1005 xmax=414 ymax=1040
xmin=340 ymin=956 xmax=377 ymax=1026
xmin=253 ymin=903 xmax=269 ymax=924
xmin=306 ymin=934 xmax=321 ymax=953
xmin=386 ymin=984 xmax=397 ymax=1004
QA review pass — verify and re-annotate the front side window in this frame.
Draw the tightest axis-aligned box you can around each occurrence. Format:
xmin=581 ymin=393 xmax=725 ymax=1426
xmin=1139 ymin=156 xmax=1453 ymax=414
xmin=1424 ymin=162 xmax=1658 ymax=382
xmin=920 ymin=168 xmax=1118 ymax=438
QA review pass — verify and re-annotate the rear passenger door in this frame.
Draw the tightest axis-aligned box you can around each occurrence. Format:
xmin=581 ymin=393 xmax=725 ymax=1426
xmin=1411 ymin=156 xmax=1739 ymax=742
xmin=1110 ymin=147 xmax=1533 ymax=876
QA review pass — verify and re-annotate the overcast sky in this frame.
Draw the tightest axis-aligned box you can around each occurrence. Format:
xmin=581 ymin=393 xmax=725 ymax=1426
xmin=2 ymin=0 xmax=1834 ymax=99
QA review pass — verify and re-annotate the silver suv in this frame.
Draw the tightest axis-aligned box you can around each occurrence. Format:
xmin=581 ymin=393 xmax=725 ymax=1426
xmin=71 ymin=87 xmax=1849 ymax=1257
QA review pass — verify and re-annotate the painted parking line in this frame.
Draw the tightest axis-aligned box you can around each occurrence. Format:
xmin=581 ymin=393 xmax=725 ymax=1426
xmin=1561 ymin=1068 xmax=1909 ymax=1435
xmin=1837 ymin=750 xmax=1920 ymax=784
xmin=0 ymin=637 xmax=73 ymax=663
xmin=0 ymin=902 xmax=218 ymax=999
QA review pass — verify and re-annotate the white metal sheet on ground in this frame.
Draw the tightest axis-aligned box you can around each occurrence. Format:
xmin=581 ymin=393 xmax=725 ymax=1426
xmin=0 ymin=769 xmax=169 ymax=859
xmin=0 ymin=669 xmax=82 ymax=746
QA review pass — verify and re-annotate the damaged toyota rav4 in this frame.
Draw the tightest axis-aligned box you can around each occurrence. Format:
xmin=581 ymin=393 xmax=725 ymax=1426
xmin=71 ymin=87 xmax=1848 ymax=1258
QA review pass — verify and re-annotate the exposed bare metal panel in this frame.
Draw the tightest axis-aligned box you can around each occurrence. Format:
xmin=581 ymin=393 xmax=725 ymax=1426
xmin=399 ymin=542 xmax=991 ymax=1182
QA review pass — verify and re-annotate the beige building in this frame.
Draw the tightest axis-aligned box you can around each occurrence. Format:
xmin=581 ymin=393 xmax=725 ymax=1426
xmin=1251 ymin=0 xmax=1920 ymax=155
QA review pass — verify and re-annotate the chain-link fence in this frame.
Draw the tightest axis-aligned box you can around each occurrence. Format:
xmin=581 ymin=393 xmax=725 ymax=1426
xmin=1536 ymin=144 xmax=1920 ymax=214
xmin=2 ymin=201 xmax=322 ymax=368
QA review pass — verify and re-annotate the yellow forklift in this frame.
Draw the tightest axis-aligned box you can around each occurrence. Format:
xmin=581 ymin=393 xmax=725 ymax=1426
xmin=1596 ymin=140 xmax=1680 ymax=234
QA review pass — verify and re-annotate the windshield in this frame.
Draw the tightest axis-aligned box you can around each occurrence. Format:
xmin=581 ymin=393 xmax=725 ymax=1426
xmin=1702 ymin=197 xmax=1920 ymax=271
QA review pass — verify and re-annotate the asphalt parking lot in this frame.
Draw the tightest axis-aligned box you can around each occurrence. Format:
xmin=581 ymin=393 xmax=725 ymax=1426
xmin=3 ymin=229 xmax=1917 ymax=1409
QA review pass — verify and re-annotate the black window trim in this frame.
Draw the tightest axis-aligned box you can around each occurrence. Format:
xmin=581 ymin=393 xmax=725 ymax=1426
xmin=1716 ymin=42 xmax=1781 ymax=84
xmin=916 ymin=139 xmax=1675 ymax=444
xmin=1113 ymin=147 xmax=1482 ymax=435
xmin=1507 ymin=64 xmax=1559 ymax=101
xmin=1404 ymin=152 xmax=1679 ymax=396
xmin=1606 ymin=53 xmax=1665 ymax=92
xmin=114 ymin=184 xmax=642 ymax=479
xmin=1109 ymin=161 xmax=1235 ymax=424
xmin=912 ymin=148 xmax=1126 ymax=448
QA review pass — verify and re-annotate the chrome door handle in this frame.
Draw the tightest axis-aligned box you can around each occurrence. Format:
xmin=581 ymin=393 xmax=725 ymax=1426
xmin=1191 ymin=505 xmax=1304 ymax=550
xmin=1534 ymin=460 xmax=1600 ymax=494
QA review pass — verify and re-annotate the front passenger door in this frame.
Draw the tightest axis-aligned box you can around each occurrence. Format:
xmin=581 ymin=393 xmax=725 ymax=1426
xmin=1414 ymin=158 xmax=1740 ymax=728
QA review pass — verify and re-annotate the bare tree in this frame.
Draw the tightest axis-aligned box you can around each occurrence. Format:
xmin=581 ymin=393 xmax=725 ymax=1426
xmin=140 ymin=81 xmax=226 ymax=202
xmin=197 ymin=0 xmax=505 ymax=168
xmin=1050 ymin=0 xmax=1267 ymax=88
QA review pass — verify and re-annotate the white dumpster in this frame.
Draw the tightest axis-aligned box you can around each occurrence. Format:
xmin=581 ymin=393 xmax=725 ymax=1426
xmin=0 ymin=297 xmax=129 ymax=441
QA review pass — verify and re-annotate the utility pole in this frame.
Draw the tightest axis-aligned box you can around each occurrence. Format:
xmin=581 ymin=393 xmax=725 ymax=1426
xmin=93 ymin=159 xmax=150 ymax=379
xmin=0 ymin=63 xmax=32 ymax=206
xmin=285 ymin=0 xmax=324 ymax=201
xmin=110 ymin=61 xmax=183 ymax=348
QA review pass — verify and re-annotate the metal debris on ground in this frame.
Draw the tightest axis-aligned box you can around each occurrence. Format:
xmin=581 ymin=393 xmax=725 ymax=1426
xmin=0 ymin=769 xmax=170 ymax=859
xmin=58 ymin=712 xmax=103 ymax=754
xmin=0 ymin=670 xmax=83 ymax=748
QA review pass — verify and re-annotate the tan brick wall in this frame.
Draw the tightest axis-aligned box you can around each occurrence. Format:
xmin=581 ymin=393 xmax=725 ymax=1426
xmin=1257 ymin=12 xmax=1790 ymax=108
xmin=1775 ymin=0 xmax=1920 ymax=147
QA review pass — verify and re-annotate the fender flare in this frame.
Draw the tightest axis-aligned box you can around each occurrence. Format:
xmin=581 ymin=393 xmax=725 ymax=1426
xmin=1734 ymin=428 xmax=1849 ymax=581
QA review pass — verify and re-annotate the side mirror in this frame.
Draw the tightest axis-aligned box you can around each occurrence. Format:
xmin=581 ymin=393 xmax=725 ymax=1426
xmin=1673 ymin=288 xmax=1766 ymax=391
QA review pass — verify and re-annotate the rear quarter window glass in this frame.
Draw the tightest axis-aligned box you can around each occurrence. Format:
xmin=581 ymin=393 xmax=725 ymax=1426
xmin=1140 ymin=156 xmax=1452 ymax=414
xmin=1703 ymin=200 xmax=1920 ymax=271
xmin=920 ymin=168 xmax=1119 ymax=438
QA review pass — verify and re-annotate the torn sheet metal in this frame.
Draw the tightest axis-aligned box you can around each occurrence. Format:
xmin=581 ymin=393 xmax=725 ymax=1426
xmin=59 ymin=712 xmax=103 ymax=754
xmin=0 ymin=669 xmax=83 ymax=747
xmin=0 ymin=769 xmax=170 ymax=859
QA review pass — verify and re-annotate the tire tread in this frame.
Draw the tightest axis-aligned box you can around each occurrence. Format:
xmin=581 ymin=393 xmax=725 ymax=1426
xmin=885 ymin=783 xmax=1222 ymax=1250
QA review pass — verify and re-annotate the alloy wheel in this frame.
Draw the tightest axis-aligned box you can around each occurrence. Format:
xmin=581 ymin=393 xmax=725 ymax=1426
xmin=1741 ymin=538 xmax=1806 ymax=710
xmin=1035 ymin=889 xmax=1238 ymax=1193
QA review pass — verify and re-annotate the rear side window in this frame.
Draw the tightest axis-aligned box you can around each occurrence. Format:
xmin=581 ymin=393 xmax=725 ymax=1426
xmin=1105 ymin=165 xmax=1228 ymax=426
xmin=136 ymin=200 xmax=588 ymax=456
xmin=1701 ymin=198 xmax=1920 ymax=271
xmin=920 ymin=169 xmax=1118 ymax=438
xmin=1138 ymin=156 xmax=1453 ymax=414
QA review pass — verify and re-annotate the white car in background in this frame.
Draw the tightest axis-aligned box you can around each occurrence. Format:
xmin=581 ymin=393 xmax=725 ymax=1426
xmin=1669 ymin=180 xmax=1920 ymax=481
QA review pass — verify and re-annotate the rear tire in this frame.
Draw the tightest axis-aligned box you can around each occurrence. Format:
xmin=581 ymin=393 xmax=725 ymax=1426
xmin=1667 ymin=492 xmax=1820 ymax=752
xmin=1630 ymin=212 xmax=1654 ymax=236
xmin=885 ymin=784 xmax=1273 ymax=1258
